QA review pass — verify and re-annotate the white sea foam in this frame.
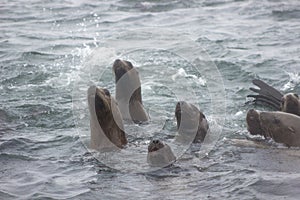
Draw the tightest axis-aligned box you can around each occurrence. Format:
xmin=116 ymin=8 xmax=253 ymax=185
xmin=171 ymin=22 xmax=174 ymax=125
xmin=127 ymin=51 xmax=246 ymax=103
xmin=171 ymin=68 xmax=207 ymax=86
xmin=282 ymin=72 xmax=300 ymax=91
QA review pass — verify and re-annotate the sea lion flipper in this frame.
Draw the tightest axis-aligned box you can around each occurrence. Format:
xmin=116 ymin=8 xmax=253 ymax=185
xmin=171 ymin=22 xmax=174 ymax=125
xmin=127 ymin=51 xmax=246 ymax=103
xmin=252 ymin=79 xmax=283 ymax=101
xmin=247 ymin=94 xmax=281 ymax=110
xmin=248 ymin=79 xmax=283 ymax=110
xmin=249 ymin=87 xmax=260 ymax=93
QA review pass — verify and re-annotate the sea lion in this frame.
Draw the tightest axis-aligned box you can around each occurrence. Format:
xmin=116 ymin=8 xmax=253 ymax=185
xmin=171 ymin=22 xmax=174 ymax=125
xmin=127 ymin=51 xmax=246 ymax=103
xmin=175 ymin=101 xmax=209 ymax=143
xmin=280 ymin=93 xmax=300 ymax=116
xmin=87 ymin=86 xmax=127 ymax=151
xmin=246 ymin=109 xmax=300 ymax=147
xmin=112 ymin=59 xmax=149 ymax=123
xmin=247 ymin=79 xmax=300 ymax=116
xmin=147 ymin=139 xmax=176 ymax=167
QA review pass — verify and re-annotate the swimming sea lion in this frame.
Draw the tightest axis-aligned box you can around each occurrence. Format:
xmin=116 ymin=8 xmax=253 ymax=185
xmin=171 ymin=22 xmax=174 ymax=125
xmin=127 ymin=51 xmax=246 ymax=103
xmin=246 ymin=109 xmax=300 ymax=147
xmin=247 ymin=79 xmax=300 ymax=116
xmin=87 ymin=86 xmax=127 ymax=151
xmin=147 ymin=139 xmax=176 ymax=167
xmin=175 ymin=101 xmax=209 ymax=143
xmin=112 ymin=59 xmax=149 ymax=123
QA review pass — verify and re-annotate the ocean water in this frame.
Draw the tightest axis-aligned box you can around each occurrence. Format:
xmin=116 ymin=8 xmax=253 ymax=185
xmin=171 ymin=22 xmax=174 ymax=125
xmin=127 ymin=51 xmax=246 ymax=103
xmin=1 ymin=0 xmax=300 ymax=199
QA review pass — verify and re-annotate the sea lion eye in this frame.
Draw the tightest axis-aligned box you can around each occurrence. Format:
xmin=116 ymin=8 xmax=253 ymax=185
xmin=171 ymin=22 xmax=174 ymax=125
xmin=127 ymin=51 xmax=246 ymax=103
xmin=125 ymin=61 xmax=133 ymax=68
xmin=103 ymin=89 xmax=110 ymax=96
xmin=294 ymin=93 xmax=299 ymax=98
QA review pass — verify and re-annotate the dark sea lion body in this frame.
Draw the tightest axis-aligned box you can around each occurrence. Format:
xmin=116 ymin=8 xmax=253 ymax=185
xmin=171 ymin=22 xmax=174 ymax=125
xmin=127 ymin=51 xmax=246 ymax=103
xmin=112 ymin=59 xmax=149 ymax=123
xmin=87 ymin=86 xmax=127 ymax=151
xmin=175 ymin=101 xmax=209 ymax=143
xmin=246 ymin=109 xmax=300 ymax=147
xmin=147 ymin=139 xmax=176 ymax=167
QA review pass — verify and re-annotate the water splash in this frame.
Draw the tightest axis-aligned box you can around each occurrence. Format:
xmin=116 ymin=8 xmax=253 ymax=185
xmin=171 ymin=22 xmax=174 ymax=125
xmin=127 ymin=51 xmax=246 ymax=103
xmin=282 ymin=72 xmax=300 ymax=91
xmin=171 ymin=68 xmax=207 ymax=86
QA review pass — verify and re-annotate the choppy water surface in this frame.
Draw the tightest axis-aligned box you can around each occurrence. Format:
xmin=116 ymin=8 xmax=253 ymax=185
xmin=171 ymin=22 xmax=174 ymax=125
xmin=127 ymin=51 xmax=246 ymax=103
xmin=1 ymin=0 xmax=300 ymax=199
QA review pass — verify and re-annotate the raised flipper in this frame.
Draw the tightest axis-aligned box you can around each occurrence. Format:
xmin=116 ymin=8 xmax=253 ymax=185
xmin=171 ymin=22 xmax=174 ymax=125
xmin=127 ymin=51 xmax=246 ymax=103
xmin=252 ymin=79 xmax=283 ymax=101
xmin=247 ymin=79 xmax=283 ymax=110
xmin=247 ymin=94 xmax=281 ymax=110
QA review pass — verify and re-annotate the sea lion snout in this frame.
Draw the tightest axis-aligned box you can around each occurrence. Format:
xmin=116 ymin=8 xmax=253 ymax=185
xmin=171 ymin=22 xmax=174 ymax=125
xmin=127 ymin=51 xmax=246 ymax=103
xmin=175 ymin=101 xmax=209 ymax=143
xmin=148 ymin=139 xmax=164 ymax=152
xmin=113 ymin=59 xmax=135 ymax=82
xmin=152 ymin=139 xmax=160 ymax=144
xmin=87 ymin=85 xmax=97 ymax=96
xmin=113 ymin=59 xmax=133 ymax=69
xmin=246 ymin=109 xmax=264 ymax=136
xmin=175 ymin=101 xmax=183 ymax=129
xmin=175 ymin=101 xmax=182 ymax=112
xmin=95 ymin=92 xmax=105 ymax=109
xmin=175 ymin=101 xmax=198 ymax=129
xmin=95 ymin=88 xmax=111 ymax=111
xmin=147 ymin=140 xmax=176 ymax=167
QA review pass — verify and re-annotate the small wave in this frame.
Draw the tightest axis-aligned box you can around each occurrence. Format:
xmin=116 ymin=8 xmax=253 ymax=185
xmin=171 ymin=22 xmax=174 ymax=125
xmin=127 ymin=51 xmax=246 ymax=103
xmin=1 ymin=70 xmax=52 ymax=86
xmin=22 ymin=51 xmax=60 ymax=62
xmin=282 ymin=72 xmax=300 ymax=91
xmin=11 ymin=103 xmax=74 ymax=129
xmin=0 ymin=190 xmax=17 ymax=199
xmin=272 ymin=9 xmax=300 ymax=20
xmin=0 ymin=152 xmax=37 ymax=161
xmin=0 ymin=109 xmax=10 ymax=122
xmin=0 ymin=137 xmax=33 ymax=151
xmin=34 ymin=134 xmax=79 ymax=146
xmin=22 ymin=51 xmax=51 ymax=57
xmin=250 ymin=175 xmax=300 ymax=198
xmin=215 ymin=60 xmax=253 ymax=82
xmin=116 ymin=0 xmax=198 ymax=12
xmin=202 ymin=0 xmax=232 ymax=7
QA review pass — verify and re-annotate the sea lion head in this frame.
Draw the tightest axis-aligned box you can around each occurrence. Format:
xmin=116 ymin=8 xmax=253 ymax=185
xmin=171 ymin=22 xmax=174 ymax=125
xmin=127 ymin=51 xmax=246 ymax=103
xmin=148 ymin=139 xmax=165 ymax=152
xmin=280 ymin=93 xmax=300 ymax=116
xmin=112 ymin=59 xmax=149 ymax=123
xmin=175 ymin=101 xmax=208 ymax=143
xmin=258 ymin=111 xmax=286 ymax=141
xmin=147 ymin=139 xmax=176 ymax=167
xmin=175 ymin=101 xmax=200 ymax=130
xmin=113 ymin=59 xmax=134 ymax=82
xmin=259 ymin=112 xmax=281 ymax=127
xmin=112 ymin=59 xmax=142 ymax=102
xmin=246 ymin=109 xmax=265 ymax=137
xmin=87 ymin=86 xmax=127 ymax=149
xmin=258 ymin=111 xmax=300 ymax=147
xmin=95 ymin=88 xmax=112 ymax=116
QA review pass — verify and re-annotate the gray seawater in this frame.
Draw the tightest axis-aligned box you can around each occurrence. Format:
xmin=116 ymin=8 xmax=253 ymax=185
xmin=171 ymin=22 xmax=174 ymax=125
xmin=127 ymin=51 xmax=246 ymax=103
xmin=1 ymin=0 xmax=300 ymax=199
